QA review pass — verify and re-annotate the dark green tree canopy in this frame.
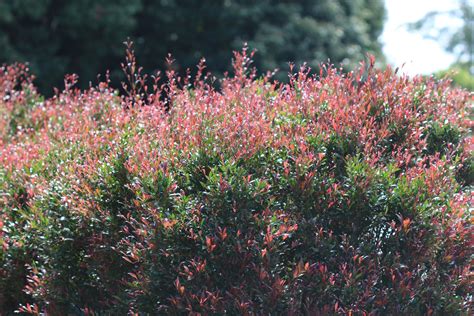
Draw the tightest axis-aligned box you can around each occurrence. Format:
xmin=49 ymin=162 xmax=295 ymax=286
xmin=0 ymin=0 xmax=385 ymax=92
xmin=0 ymin=0 xmax=142 ymax=92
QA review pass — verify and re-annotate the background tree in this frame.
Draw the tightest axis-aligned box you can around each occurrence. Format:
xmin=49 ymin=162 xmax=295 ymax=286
xmin=248 ymin=0 xmax=385 ymax=78
xmin=0 ymin=0 xmax=385 ymax=93
xmin=408 ymin=0 xmax=473 ymax=90
xmin=0 ymin=0 xmax=142 ymax=93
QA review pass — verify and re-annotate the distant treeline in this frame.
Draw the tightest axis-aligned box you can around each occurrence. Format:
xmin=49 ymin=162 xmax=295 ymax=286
xmin=0 ymin=0 xmax=385 ymax=93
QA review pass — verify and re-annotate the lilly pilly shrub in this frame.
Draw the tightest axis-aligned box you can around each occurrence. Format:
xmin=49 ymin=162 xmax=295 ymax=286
xmin=0 ymin=51 xmax=472 ymax=315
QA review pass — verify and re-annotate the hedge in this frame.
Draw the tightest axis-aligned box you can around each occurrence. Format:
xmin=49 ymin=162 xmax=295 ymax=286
xmin=0 ymin=50 xmax=472 ymax=314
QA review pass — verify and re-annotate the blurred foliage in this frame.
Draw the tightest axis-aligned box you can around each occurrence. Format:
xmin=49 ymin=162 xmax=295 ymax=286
xmin=408 ymin=0 xmax=473 ymax=91
xmin=0 ymin=0 xmax=385 ymax=93
xmin=0 ymin=0 xmax=142 ymax=93
xmin=408 ymin=0 xmax=473 ymax=73
xmin=436 ymin=62 xmax=474 ymax=91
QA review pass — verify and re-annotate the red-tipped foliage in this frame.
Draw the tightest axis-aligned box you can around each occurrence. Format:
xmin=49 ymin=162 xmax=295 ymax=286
xmin=0 ymin=50 xmax=472 ymax=314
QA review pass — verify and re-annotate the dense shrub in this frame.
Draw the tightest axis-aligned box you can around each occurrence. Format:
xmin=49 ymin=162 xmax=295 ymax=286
xmin=0 ymin=51 xmax=472 ymax=314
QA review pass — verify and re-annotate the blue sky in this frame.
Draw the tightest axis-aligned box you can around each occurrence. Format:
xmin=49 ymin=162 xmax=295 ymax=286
xmin=382 ymin=0 xmax=462 ymax=75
